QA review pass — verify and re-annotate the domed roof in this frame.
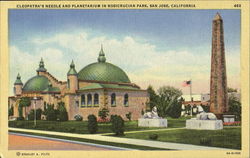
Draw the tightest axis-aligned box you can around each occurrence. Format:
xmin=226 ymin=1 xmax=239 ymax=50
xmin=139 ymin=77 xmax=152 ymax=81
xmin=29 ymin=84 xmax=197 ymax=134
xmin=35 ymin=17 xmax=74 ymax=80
xmin=78 ymin=46 xmax=131 ymax=83
xmin=23 ymin=75 xmax=50 ymax=92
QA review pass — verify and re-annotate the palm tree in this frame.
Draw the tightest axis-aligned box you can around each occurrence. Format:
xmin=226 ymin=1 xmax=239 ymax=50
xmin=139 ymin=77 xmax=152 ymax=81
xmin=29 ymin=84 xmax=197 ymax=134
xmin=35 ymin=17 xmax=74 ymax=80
xmin=19 ymin=97 xmax=31 ymax=119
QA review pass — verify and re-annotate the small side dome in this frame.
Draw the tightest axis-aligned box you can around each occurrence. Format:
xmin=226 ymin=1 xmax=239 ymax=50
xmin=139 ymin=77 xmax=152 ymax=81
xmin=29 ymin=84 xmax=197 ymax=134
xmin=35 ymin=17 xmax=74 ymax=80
xmin=67 ymin=60 xmax=77 ymax=76
xmin=14 ymin=73 xmax=23 ymax=85
xmin=23 ymin=76 xmax=50 ymax=92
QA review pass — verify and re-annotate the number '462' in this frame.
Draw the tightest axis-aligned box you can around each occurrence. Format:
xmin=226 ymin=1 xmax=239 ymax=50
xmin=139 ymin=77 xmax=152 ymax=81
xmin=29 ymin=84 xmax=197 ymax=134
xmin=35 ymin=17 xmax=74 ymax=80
xmin=234 ymin=4 xmax=241 ymax=7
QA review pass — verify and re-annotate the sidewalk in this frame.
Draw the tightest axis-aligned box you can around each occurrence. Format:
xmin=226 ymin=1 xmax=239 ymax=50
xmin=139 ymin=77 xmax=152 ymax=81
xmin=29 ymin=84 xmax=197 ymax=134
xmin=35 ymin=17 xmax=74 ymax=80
xmin=9 ymin=127 xmax=230 ymax=150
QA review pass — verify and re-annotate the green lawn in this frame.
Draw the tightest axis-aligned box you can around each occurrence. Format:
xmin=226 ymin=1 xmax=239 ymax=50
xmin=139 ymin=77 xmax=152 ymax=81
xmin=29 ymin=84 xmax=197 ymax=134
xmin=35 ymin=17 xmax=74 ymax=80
xmin=9 ymin=117 xmax=186 ymax=134
xmin=9 ymin=118 xmax=241 ymax=149
xmin=122 ymin=127 xmax=241 ymax=149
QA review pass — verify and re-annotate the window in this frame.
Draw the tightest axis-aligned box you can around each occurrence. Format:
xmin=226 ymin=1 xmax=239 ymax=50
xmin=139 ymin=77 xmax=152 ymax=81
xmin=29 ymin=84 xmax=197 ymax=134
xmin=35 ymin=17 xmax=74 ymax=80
xmin=13 ymin=87 xmax=16 ymax=95
xmin=94 ymin=93 xmax=99 ymax=105
xmin=87 ymin=94 xmax=92 ymax=105
xmin=124 ymin=94 xmax=129 ymax=106
xmin=67 ymin=79 xmax=70 ymax=89
xmin=111 ymin=93 xmax=116 ymax=106
xmin=81 ymin=94 xmax=85 ymax=105
xmin=76 ymin=101 xmax=79 ymax=107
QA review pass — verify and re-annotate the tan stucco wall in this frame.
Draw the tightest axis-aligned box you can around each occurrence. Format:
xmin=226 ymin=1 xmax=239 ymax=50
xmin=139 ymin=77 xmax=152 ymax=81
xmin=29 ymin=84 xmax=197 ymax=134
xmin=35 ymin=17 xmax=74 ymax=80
xmin=78 ymin=81 xmax=93 ymax=88
xmin=38 ymin=71 xmax=67 ymax=93
xmin=106 ymin=90 xmax=148 ymax=120
xmin=9 ymin=97 xmax=44 ymax=118
xmin=14 ymin=85 xmax=22 ymax=96
xmin=71 ymin=89 xmax=148 ymax=120
xmin=67 ymin=75 xmax=78 ymax=92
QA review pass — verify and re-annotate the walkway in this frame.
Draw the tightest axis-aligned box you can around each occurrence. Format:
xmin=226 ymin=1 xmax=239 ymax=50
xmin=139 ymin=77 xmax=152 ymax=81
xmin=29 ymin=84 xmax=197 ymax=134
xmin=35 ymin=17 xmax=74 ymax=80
xmin=9 ymin=132 xmax=131 ymax=150
xmin=9 ymin=127 xmax=230 ymax=150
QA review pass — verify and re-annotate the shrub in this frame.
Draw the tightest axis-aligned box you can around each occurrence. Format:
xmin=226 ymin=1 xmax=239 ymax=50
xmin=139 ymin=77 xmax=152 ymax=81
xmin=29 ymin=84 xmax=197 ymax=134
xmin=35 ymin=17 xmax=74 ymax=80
xmin=45 ymin=104 xmax=57 ymax=121
xmin=68 ymin=127 xmax=76 ymax=133
xmin=36 ymin=108 xmax=42 ymax=120
xmin=47 ymin=126 xmax=55 ymax=131
xmin=111 ymin=115 xmax=124 ymax=136
xmin=88 ymin=114 xmax=98 ymax=134
xmin=16 ymin=122 xmax=24 ymax=128
xmin=110 ymin=115 xmax=116 ymax=122
xmin=200 ymin=137 xmax=212 ymax=146
xmin=223 ymin=121 xmax=241 ymax=126
xmin=17 ymin=117 xmax=24 ymax=121
xmin=141 ymin=109 xmax=145 ymax=116
xmin=28 ymin=108 xmax=42 ymax=120
xmin=28 ymin=110 xmax=34 ymax=120
xmin=149 ymin=134 xmax=158 ymax=140
xmin=57 ymin=102 xmax=68 ymax=121
xmin=47 ymin=109 xmax=56 ymax=121
xmin=228 ymin=96 xmax=241 ymax=121
xmin=74 ymin=114 xmax=83 ymax=121
xmin=126 ymin=112 xmax=132 ymax=121
xmin=98 ymin=108 xmax=109 ymax=120
xmin=54 ymin=109 xmax=59 ymax=120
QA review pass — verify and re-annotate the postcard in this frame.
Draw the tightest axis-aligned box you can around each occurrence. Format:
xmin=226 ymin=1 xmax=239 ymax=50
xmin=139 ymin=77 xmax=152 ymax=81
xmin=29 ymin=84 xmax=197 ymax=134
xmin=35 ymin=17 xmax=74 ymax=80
xmin=0 ymin=0 xmax=249 ymax=158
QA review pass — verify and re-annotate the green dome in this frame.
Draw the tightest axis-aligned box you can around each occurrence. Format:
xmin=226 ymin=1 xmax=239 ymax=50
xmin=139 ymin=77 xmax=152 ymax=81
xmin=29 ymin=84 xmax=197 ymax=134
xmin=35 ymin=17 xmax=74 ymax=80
xmin=78 ymin=62 xmax=131 ymax=83
xmin=78 ymin=46 xmax=131 ymax=83
xmin=23 ymin=75 xmax=50 ymax=92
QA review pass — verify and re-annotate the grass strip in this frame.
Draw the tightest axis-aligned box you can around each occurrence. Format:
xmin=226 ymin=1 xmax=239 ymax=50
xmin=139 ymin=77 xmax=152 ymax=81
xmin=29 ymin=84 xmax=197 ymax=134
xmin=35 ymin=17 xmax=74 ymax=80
xmin=122 ymin=127 xmax=241 ymax=149
xmin=9 ymin=130 xmax=171 ymax=151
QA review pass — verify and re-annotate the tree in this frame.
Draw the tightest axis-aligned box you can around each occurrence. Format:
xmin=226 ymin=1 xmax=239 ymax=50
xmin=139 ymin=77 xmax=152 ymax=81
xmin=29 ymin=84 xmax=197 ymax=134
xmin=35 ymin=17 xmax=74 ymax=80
xmin=157 ymin=86 xmax=182 ymax=101
xmin=156 ymin=86 xmax=182 ymax=117
xmin=57 ymin=102 xmax=68 ymax=121
xmin=18 ymin=105 xmax=23 ymax=119
xmin=88 ymin=114 xmax=98 ymax=134
xmin=8 ymin=106 xmax=14 ymax=117
xmin=19 ymin=97 xmax=31 ymax=118
xmin=43 ymin=102 xmax=47 ymax=112
xmin=228 ymin=96 xmax=241 ymax=121
xmin=45 ymin=104 xmax=57 ymax=121
xmin=146 ymin=85 xmax=159 ymax=110
xmin=201 ymin=104 xmax=210 ymax=112
xmin=166 ymin=98 xmax=183 ymax=118
xmin=185 ymin=104 xmax=191 ymax=115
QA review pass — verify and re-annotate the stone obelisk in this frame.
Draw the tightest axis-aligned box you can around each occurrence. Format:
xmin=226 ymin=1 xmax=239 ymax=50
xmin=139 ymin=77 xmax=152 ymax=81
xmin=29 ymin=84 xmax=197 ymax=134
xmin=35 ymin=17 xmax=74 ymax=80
xmin=210 ymin=13 xmax=228 ymax=115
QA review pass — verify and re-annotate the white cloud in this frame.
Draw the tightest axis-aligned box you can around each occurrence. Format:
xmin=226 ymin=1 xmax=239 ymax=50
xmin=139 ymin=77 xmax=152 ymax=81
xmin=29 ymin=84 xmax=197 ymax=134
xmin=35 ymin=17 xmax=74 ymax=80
xmin=10 ymin=30 xmax=240 ymax=95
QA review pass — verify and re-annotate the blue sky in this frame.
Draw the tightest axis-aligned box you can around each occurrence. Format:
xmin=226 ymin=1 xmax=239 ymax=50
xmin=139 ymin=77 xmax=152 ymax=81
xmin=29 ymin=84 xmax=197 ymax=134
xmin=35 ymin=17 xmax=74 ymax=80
xmin=9 ymin=9 xmax=240 ymax=95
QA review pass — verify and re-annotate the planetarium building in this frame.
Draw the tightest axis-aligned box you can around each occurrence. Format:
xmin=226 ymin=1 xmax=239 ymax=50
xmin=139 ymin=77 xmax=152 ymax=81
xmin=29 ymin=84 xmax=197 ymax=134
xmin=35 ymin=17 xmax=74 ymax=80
xmin=9 ymin=47 xmax=149 ymax=120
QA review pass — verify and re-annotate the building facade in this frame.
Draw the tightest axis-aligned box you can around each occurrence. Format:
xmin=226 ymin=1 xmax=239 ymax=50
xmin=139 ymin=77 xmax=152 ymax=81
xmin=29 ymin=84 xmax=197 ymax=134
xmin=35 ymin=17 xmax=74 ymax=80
xmin=9 ymin=47 xmax=149 ymax=120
